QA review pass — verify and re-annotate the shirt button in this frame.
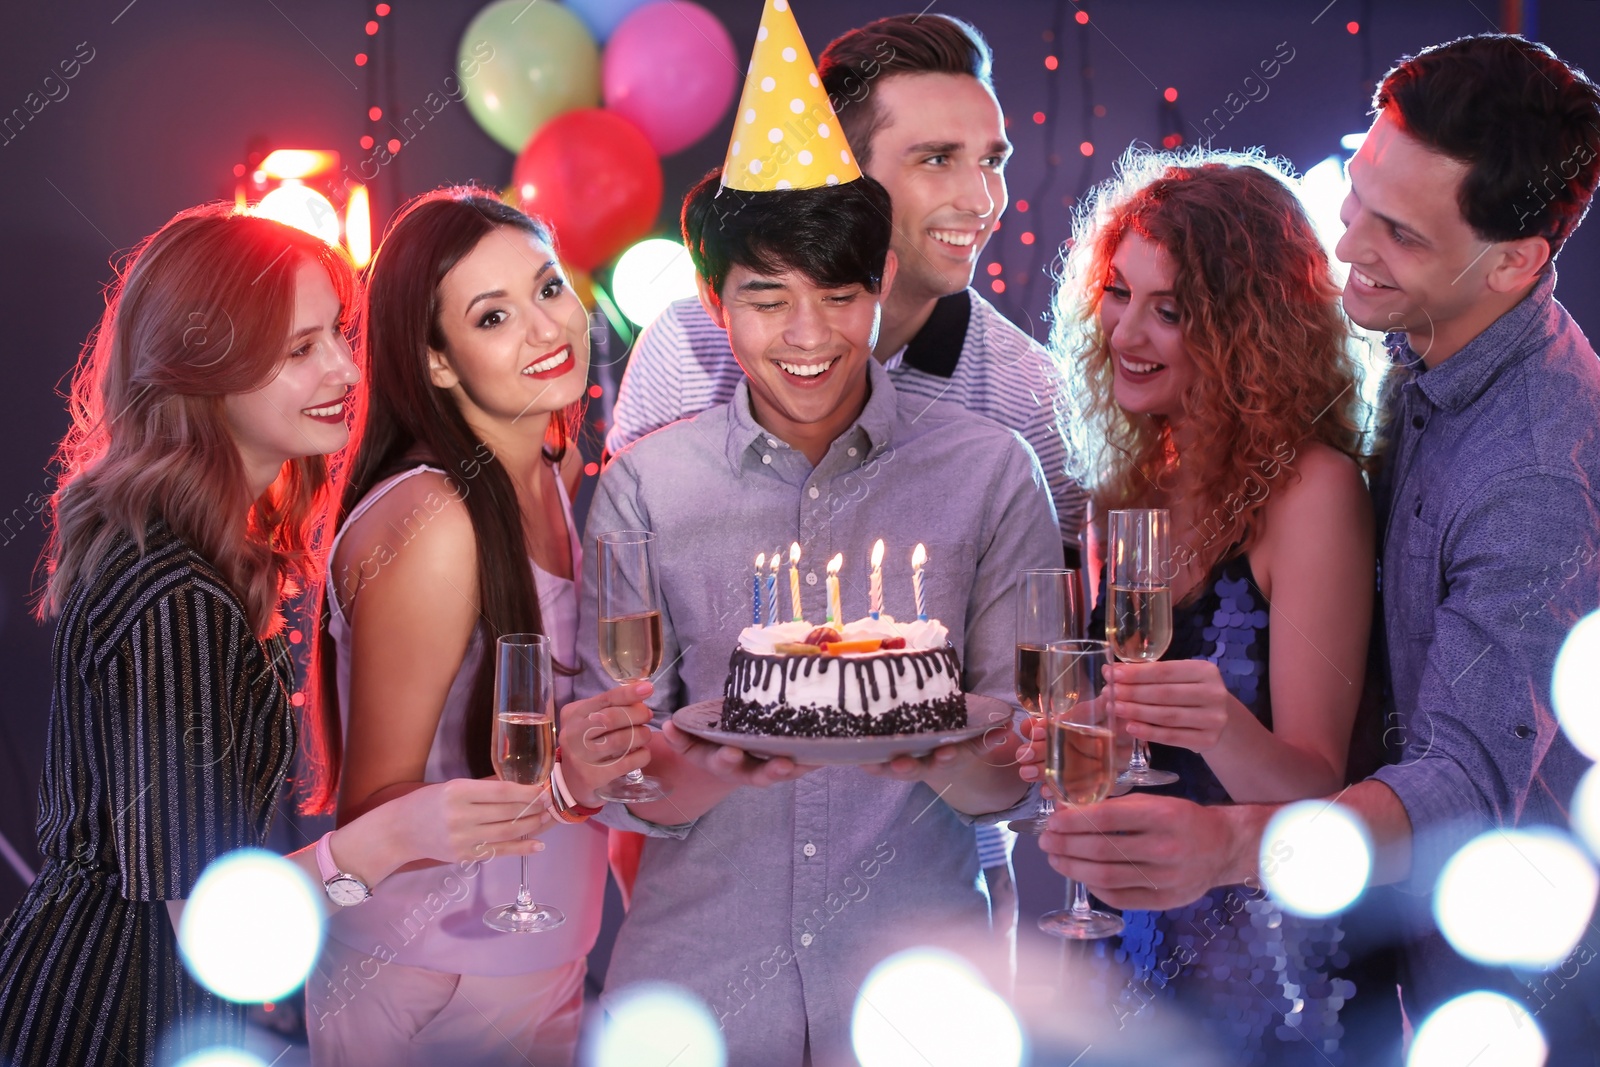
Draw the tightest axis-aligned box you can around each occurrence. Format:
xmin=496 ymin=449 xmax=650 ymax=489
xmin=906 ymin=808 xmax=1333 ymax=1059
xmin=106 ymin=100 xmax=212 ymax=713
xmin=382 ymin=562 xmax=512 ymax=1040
xmin=847 ymin=447 xmax=858 ymax=457
xmin=806 ymin=572 xmax=818 ymax=586
xmin=808 ymin=487 xmax=820 ymax=499
xmin=802 ymin=842 xmax=817 ymax=857
xmin=1514 ymin=724 xmax=1534 ymax=739
xmin=761 ymin=454 xmax=772 ymax=465
xmin=800 ymin=932 xmax=814 ymax=947
xmin=1411 ymin=415 xmax=1425 ymax=430
xmin=766 ymin=437 xmax=778 ymax=447
xmin=1414 ymin=499 xmax=1423 ymax=517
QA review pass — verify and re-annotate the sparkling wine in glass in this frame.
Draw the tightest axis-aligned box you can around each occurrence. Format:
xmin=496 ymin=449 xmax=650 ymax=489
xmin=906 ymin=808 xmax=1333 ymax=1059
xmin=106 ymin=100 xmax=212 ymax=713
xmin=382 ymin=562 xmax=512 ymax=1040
xmin=1106 ymin=508 xmax=1180 ymax=787
xmin=1011 ymin=569 xmax=1079 ymax=836
xmin=484 ymin=634 xmax=566 ymax=934
xmin=595 ymin=531 xmax=669 ymax=804
xmin=1036 ymin=639 xmax=1124 ymax=940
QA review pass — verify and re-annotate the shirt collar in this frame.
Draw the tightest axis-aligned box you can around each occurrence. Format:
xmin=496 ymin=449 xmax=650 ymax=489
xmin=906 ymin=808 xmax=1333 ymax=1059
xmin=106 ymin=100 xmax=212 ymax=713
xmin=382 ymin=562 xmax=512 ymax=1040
xmin=724 ymin=358 xmax=900 ymax=471
xmin=1401 ymin=269 xmax=1557 ymax=413
xmin=901 ymin=289 xmax=972 ymax=379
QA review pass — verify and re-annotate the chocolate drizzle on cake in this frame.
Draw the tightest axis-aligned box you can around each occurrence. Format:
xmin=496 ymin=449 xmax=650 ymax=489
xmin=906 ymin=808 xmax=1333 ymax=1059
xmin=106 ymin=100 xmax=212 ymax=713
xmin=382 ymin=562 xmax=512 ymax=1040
xmin=721 ymin=646 xmax=966 ymax=738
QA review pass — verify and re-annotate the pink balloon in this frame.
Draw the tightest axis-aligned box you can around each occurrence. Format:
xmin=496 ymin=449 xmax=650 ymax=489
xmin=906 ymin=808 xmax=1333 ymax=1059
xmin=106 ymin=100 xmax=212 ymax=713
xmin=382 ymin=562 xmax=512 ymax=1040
xmin=603 ymin=1 xmax=738 ymax=156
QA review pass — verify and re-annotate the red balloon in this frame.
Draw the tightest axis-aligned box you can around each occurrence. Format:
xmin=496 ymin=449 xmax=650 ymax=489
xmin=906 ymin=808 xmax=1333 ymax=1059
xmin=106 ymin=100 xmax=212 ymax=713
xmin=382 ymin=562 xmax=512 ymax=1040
xmin=512 ymin=109 xmax=663 ymax=271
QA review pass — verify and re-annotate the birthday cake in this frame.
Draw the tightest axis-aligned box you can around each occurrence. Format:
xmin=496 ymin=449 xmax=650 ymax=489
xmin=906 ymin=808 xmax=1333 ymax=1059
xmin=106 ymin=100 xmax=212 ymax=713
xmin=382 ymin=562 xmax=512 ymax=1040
xmin=721 ymin=616 xmax=967 ymax=738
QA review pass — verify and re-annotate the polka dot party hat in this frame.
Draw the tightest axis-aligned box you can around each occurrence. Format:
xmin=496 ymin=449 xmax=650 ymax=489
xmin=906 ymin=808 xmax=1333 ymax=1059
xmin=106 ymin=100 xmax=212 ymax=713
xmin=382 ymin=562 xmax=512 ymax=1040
xmin=722 ymin=0 xmax=863 ymax=192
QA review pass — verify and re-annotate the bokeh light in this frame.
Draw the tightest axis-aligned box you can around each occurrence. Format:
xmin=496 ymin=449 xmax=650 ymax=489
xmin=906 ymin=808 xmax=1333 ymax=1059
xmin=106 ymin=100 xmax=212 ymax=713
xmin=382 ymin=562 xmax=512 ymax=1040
xmin=1408 ymin=990 xmax=1547 ymax=1067
xmin=612 ymin=238 xmax=698 ymax=327
xmin=1571 ymin=764 xmax=1600 ymax=859
xmin=852 ymin=948 xmax=1023 ymax=1067
xmin=178 ymin=849 xmax=324 ymax=1003
xmin=1552 ymin=611 xmax=1600 ymax=759
xmin=1259 ymin=799 xmax=1372 ymax=918
xmin=1434 ymin=828 xmax=1597 ymax=970
xmin=253 ymin=184 xmax=340 ymax=246
xmin=174 ymin=1050 xmax=269 ymax=1067
xmin=595 ymin=983 xmax=725 ymax=1067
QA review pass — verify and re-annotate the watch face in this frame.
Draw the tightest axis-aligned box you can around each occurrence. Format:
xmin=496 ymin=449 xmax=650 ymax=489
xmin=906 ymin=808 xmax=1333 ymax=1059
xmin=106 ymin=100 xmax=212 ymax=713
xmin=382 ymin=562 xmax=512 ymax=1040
xmin=326 ymin=876 xmax=369 ymax=907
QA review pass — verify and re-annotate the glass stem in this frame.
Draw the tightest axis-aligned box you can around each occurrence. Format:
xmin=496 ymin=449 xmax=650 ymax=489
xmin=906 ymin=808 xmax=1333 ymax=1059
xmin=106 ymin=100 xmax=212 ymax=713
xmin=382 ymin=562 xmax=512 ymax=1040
xmin=621 ymin=769 xmax=646 ymax=784
xmin=1129 ymin=737 xmax=1152 ymax=771
xmin=516 ymin=854 xmax=532 ymax=911
xmin=1070 ymin=877 xmax=1092 ymax=916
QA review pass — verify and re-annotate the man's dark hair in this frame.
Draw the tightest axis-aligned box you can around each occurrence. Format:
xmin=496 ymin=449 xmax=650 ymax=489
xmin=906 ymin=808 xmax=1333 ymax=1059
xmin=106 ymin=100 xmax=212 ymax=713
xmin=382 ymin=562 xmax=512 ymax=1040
xmin=1375 ymin=34 xmax=1600 ymax=256
xmin=681 ymin=170 xmax=893 ymax=300
xmin=817 ymin=14 xmax=993 ymax=168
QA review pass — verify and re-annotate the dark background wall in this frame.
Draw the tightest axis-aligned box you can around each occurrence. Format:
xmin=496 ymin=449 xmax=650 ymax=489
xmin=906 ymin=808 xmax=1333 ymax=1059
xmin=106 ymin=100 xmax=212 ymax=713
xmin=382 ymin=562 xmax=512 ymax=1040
xmin=1 ymin=0 xmax=1597 ymax=918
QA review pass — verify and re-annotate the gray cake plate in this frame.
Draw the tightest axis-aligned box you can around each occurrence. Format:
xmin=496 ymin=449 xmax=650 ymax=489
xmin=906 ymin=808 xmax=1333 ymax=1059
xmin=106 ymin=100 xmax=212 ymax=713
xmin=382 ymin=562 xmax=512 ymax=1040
xmin=670 ymin=694 xmax=1015 ymax=765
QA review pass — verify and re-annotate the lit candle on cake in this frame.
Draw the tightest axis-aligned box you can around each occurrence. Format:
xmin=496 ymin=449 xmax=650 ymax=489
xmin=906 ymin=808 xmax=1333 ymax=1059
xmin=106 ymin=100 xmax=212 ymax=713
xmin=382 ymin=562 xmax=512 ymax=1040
xmin=753 ymin=553 xmax=765 ymax=627
xmin=826 ymin=553 xmax=844 ymax=624
xmin=789 ymin=542 xmax=802 ymax=622
xmin=869 ymin=539 xmax=885 ymax=620
xmin=911 ymin=543 xmax=928 ymax=621
xmin=766 ymin=550 xmax=780 ymax=627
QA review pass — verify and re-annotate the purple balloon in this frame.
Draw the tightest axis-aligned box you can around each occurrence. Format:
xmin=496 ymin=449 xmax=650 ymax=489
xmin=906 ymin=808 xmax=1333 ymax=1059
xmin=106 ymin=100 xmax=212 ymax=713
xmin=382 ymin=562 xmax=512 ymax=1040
xmin=603 ymin=1 xmax=738 ymax=156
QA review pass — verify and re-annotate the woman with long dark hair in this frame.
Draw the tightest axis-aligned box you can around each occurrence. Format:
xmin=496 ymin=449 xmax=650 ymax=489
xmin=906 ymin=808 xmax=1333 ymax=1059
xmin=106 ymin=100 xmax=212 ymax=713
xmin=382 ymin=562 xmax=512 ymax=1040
xmin=0 ymin=205 xmax=556 ymax=1067
xmin=1025 ymin=150 xmax=1384 ymax=1061
xmin=306 ymin=188 xmax=651 ymax=1066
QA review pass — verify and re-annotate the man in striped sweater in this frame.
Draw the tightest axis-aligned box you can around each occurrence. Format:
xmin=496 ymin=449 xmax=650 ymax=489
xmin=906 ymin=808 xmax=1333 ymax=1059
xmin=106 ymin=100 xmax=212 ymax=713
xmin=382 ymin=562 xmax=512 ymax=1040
xmin=606 ymin=12 xmax=1083 ymax=963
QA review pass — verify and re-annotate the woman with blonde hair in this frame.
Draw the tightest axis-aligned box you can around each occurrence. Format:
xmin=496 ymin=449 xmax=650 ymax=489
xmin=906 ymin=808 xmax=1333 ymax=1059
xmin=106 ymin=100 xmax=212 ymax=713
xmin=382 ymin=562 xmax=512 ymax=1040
xmin=1025 ymin=150 xmax=1389 ymax=1061
xmin=0 ymin=206 xmax=560 ymax=1067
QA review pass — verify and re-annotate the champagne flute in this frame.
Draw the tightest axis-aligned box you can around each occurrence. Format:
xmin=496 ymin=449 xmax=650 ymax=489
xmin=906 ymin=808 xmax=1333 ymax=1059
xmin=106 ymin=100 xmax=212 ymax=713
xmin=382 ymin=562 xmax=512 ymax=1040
xmin=1036 ymin=639 xmax=1124 ymax=940
xmin=484 ymin=634 xmax=566 ymax=933
xmin=1011 ymin=569 xmax=1080 ymax=835
xmin=595 ymin=530 xmax=669 ymax=804
xmin=1106 ymin=508 xmax=1180 ymax=787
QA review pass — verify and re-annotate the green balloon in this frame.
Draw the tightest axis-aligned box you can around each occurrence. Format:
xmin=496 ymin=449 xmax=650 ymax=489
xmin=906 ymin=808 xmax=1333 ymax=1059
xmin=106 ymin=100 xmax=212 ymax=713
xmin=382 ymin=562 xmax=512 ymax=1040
xmin=459 ymin=0 xmax=601 ymax=153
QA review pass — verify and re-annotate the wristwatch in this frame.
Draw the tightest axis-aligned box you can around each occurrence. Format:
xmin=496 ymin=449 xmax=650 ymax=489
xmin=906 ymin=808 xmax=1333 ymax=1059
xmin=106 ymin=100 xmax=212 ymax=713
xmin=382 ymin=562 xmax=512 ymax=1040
xmin=315 ymin=831 xmax=372 ymax=906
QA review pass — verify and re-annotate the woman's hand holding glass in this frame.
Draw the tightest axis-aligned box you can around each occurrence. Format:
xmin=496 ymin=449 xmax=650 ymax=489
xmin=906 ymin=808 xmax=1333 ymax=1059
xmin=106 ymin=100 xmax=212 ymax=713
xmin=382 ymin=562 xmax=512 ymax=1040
xmin=1112 ymin=659 xmax=1233 ymax=753
xmin=557 ymin=681 xmax=658 ymax=807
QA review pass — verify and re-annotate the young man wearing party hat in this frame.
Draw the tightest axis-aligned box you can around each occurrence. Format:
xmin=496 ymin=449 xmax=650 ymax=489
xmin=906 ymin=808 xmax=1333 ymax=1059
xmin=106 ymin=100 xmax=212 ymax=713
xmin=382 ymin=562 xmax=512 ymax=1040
xmin=574 ymin=3 xmax=1058 ymax=1062
xmin=607 ymin=8 xmax=1064 ymax=944
xmin=606 ymin=13 xmax=1083 ymax=555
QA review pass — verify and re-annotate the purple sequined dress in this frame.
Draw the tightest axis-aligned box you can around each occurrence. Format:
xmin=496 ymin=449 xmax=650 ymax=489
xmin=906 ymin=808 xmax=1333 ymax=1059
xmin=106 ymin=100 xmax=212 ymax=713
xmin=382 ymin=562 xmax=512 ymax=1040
xmin=1089 ymin=554 xmax=1358 ymax=1065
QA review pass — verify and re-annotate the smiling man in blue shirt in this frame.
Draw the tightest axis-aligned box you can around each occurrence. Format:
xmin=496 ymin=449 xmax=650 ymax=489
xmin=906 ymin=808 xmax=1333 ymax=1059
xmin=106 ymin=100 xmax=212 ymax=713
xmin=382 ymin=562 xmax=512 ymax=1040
xmin=1033 ymin=33 xmax=1600 ymax=1056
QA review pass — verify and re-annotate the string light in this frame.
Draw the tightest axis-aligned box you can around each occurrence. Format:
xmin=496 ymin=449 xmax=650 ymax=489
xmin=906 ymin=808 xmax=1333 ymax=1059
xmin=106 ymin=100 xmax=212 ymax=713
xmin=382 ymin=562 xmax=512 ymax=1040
xmin=986 ymin=263 xmax=1003 ymax=276
xmin=1346 ymin=21 xmax=1360 ymax=34
xmin=1163 ymin=87 xmax=1178 ymax=102
xmin=1075 ymin=9 xmax=1089 ymax=24
xmin=368 ymin=106 xmax=382 ymax=122
xmin=1044 ymin=55 xmax=1059 ymax=70
xmin=1033 ymin=111 xmax=1047 ymax=124
xmin=1079 ymin=141 xmax=1094 ymax=156
xmin=1016 ymin=199 xmax=1029 ymax=212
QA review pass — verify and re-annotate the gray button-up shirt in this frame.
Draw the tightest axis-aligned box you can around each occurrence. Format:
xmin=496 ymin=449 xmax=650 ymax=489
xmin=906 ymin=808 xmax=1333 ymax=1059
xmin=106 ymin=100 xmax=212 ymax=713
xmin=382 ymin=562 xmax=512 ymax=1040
xmin=1370 ymin=270 xmax=1600 ymax=1018
xmin=578 ymin=359 xmax=1058 ymax=1065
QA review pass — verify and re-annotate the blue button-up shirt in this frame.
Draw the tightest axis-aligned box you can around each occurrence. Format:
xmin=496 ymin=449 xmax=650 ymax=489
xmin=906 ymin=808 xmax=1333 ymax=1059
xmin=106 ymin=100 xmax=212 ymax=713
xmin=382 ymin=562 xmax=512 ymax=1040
xmin=577 ymin=359 xmax=1058 ymax=1065
xmin=1369 ymin=270 xmax=1600 ymax=1019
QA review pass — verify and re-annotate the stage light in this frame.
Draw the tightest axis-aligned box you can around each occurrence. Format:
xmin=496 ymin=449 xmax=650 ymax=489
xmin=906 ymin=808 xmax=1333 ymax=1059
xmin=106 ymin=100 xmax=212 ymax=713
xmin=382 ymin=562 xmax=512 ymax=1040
xmin=1408 ymin=991 xmax=1546 ymax=1067
xmin=255 ymin=183 xmax=341 ymax=246
xmin=235 ymin=145 xmax=367 ymax=263
xmin=178 ymin=848 xmax=324 ymax=1004
xmin=1259 ymin=799 xmax=1372 ymax=918
xmin=852 ymin=947 xmax=1023 ymax=1067
xmin=257 ymin=150 xmax=338 ymax=181
xmin=595 ymin=983 xmax=725 ymax=1067
xmin=345 ymin=184 xmax=371 ymax=268
xmin=611 ymin=238 xmax=698 ymax=327
xmin=1553 ymin=611 xmax=1600 ymax=759
xmin=1434 ymin=828 xmax=1597 ymax=970
xmin=1299 ymin=156 xmax=1350 ymax=271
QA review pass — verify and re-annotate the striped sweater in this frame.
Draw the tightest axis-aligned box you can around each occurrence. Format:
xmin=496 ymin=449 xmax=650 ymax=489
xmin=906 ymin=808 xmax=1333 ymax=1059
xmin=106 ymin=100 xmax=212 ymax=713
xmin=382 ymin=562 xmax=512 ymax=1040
xmin=0 ymin=521 xmax=294 ymax=1066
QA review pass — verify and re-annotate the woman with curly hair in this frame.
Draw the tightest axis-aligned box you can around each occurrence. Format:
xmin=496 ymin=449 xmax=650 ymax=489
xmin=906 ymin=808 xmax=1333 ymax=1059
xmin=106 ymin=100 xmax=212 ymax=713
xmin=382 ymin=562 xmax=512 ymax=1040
xmin=1031 ymin=150 xmax=1387 ymax=1062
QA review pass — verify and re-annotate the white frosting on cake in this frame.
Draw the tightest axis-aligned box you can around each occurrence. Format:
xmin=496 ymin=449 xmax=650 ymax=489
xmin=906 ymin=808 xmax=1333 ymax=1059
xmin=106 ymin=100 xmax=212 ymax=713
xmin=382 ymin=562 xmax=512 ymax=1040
xmin=731 ymin=614 xmax=960 ymax=721
xmin=736 ymin=613 xmax=950 ymax=655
